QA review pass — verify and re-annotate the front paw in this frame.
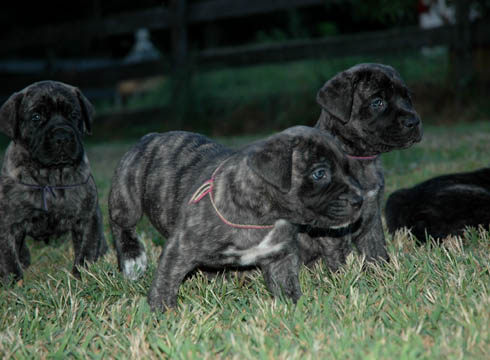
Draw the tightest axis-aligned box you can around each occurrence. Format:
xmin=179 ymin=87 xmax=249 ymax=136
xmin=1 ymin=267 xmax=23 ymax=285
xmin=147 ymin=289 xmax=176 ymax=313
xmin=122 ymin=252 xmax=148 ymax=280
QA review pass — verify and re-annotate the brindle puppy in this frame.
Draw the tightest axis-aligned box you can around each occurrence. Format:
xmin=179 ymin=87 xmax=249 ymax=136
xmin=297 ymin=63 xmax=423 ymax=271
xmin=108 ymin=126 xmax=363 ymax=311
xmin=0 ymin=81 xmax=107 ymax=283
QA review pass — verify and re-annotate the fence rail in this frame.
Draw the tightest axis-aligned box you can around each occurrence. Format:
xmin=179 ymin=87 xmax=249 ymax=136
xmin=2 ymin=0 xmax=324 ymax=54
xmin=1 ymin=0 xmax=487 ymax=110
xmin=2 ymin=20 xmax=489 ymax=97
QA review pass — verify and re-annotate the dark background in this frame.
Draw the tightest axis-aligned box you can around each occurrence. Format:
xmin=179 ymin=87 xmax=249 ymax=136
xmin=1 ymin=0 xmax=420 ymax=57
xmin=1 ymin=0 xmax=489 ymax=142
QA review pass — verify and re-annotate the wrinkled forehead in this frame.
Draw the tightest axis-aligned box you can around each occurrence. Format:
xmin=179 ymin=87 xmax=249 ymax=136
xmin=22 ymin=83 xmax=78 ymax=112
xmin=354 ymin=67 xmax=409 ymax=98
xmin=293 ymin=134 xmax=346 ymax=167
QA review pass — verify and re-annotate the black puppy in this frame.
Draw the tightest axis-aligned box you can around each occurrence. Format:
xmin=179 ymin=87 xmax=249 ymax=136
xmin=386 ymin=167 xmax=490 ymax=242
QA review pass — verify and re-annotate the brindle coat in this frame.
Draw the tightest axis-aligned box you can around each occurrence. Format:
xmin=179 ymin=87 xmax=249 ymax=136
xmin=0 ymin=81 xmax=107 ymax=282
xmin=108 ymin=126 xmax=363 ymax=311
xmin=297 ymin=63 xmax=423 ymax=270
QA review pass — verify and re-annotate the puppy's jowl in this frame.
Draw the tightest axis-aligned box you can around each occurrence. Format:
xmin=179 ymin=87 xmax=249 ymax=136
xmin=297 ymin=63 xmax=423 ymax=271
xmin=109 ymin=126 xmax=363 ymax=311
xmin=0 ymin=81 xmax=107 ymax=283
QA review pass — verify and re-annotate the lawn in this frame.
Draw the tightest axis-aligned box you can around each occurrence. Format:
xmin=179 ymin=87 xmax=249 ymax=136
xmin=0 ymin=122 xmax=489 ymax=359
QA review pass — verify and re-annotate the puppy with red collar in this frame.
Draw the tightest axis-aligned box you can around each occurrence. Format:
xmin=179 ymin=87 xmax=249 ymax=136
xmin=108 ymin=126 xmax=363 ymax=311
xmin=297 ymin=63 xmax=423 ymax=271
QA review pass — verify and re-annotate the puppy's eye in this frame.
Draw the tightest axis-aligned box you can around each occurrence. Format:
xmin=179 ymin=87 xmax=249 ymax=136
xmin=370 ymin=98 xmax=384 ymax=110
xmin=31 ymin=113 xmax=41 ymax=122
xmin=312 ymin=168 xmax=327 ymax=181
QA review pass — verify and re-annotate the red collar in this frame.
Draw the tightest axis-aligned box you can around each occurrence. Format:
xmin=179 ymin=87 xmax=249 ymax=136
xmin=346 ymin=154 xmax=379 ymax=160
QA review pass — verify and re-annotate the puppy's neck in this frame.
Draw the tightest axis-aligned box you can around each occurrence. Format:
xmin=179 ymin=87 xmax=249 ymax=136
xmin=315 ymin=111 xmax=353 ymax=154
xmin=315 ymin=110 xmax=377 ymax=159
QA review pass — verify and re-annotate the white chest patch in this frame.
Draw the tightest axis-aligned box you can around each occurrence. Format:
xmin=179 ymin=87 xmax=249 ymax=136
xmin=223 ymin=220 xmax=287 ymax=266
xmin=366 ymin=189 xmax=379 ymax=198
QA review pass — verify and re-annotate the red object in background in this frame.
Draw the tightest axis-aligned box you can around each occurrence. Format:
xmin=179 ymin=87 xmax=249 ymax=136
xmin=418 ymin=0 xmax=431 ymax=14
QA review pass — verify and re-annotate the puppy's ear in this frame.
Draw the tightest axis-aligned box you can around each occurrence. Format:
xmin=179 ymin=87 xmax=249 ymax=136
xmin=316 ymin=70 xmax=353 ymax=124
xmin=74 ymin=87 xmax=95 ymax=135
xmin=0 ymin=91 xmax=24 ymax=140
xmin=247 ymin=135 xmax=292 ymax=193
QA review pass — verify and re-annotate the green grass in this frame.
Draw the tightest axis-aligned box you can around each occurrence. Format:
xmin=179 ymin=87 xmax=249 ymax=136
xmin=113 ymin=52 xmax=450 ymax=113
xmin=1 ymin=122 xmax=489 ymax=359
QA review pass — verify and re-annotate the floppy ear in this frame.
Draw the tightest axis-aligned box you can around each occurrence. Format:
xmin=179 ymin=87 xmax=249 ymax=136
xmin=74 ymin=87 xmax=95 ymax=135
xmin=316 ymin=70 xmax=353 ymax=124
xmin=0 ymin=91 xmax=24 ymax=140
xmin=246 ymin=135 xmax=293 ymax=193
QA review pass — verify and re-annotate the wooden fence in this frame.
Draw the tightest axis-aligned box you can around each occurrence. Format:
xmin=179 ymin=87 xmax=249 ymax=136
xmin=1 ymin=0 xmax=488 ymax=118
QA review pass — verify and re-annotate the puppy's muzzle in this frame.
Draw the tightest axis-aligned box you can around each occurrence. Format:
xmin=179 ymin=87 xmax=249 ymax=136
xmin=52 ymin=126 xmax=75 ymax=147
xmin=328 ymin=193 xmax=363 ymax=222
xmin=342 ymin=193 xmax=363 ymax=210
xmin=401 ymin=116 xmax=420 ymax=129
xmin=43 ymin=125 xmax=81 ymax=165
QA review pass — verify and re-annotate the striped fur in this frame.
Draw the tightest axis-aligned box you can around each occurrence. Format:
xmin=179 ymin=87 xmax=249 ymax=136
xmin=298 ymin=63 xmax=423 ymax=271
xmin=108 ymin=126 xmax=363 ymax=311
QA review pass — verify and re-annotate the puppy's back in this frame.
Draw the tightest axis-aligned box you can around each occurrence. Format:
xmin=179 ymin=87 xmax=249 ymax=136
xmin=386 ymin=168 xmax=490 ymax=242
xmin=109 ymin=131 xmax=232 ymax=235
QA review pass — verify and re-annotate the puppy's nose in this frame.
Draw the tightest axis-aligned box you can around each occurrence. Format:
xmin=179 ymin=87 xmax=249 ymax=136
xmin=349 ymin=194 xmax=363 ymax=210
xmin=339 ymin=194 xmax=363 ymax=210
xmin=402 ymin=117 xmax=420 ymax=129
xmin=52 ymin=127 xmax=73 ymax=145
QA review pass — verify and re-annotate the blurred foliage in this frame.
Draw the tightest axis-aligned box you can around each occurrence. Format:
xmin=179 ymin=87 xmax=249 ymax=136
xmin=87 ymin=51 xmax=490 ymax=140
xmin=255 ymin=28 xmax=290 ymax=44
xmin=316 ymin=22 xmax=339 ymax=37
xmin=255 ymin=10 xmax=311 ymax=44
xmin=325 ymin=0 xmax=418 ymax=27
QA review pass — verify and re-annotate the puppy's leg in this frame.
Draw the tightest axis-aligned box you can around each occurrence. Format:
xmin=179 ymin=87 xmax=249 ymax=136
xmin=147 ymin=232 xmax=196 ymax=312
xmin=352 ymin=211 xmax=388 ymax=263
xmin=17 ymin=235 xmax=30 ymax=268
xmin=109 ymin=178 xmax=147 ymax=280
xmin=297 ymin=233 xmax=350 ymax=272
xmin=86 ymin=205 xmax=107 ymax=259
xmin=0 ymin=233 xmax=23 ymax=283
xmin=319 ymin=236 xmax=349 ymax=272
xmin=261 ymin=253 xmax=302 ymax=303
xmin=71 ymin=205 xmax=107 ymax=278
xmin=111 ymin=223 xmax=148 ymax=280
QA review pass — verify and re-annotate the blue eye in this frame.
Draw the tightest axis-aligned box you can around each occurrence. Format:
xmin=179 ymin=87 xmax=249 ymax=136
xmin=370 ymin=98 xmax=384 ymax=110
xmin=32 ymin=113 xmax=41 ymax=122
xmin=312 ymin=168 xmax=327 ymax=181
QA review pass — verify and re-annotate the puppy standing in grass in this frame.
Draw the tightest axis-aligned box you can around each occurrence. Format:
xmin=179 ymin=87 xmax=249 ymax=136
xmin=0 ymin=81 xmax=107 ymax=282
xmin=109 ymin=126 xmax=363 ymax=311
xmin=297 ymin=63 xmax=423 ymax=271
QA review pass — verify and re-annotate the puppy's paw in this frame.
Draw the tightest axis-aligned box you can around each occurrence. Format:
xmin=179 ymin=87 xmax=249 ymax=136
xmin=122 ymin=252 xmax=148 ymax=280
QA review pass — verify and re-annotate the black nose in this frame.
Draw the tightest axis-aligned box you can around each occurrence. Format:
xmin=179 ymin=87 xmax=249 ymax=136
xmin=52 ymin=127 xmax=73 ymax=145
xmin=402 ymin=117 xmax=420 ymax=129
xmin=339 ymin=194 xmax=363 ymax=210
xmin=349 ymin=194 xmax=363 ymax=209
